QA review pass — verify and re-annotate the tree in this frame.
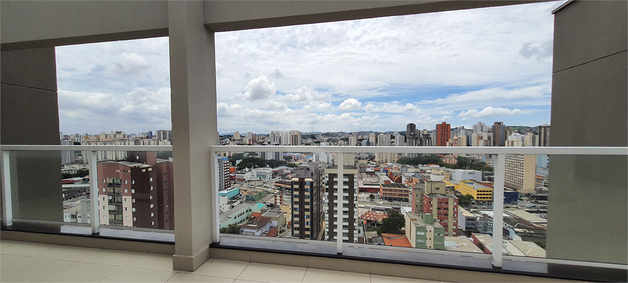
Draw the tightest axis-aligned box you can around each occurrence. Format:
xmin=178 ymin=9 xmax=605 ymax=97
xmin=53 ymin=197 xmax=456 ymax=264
xmin=458 ymin=194 xmax=474 ymax=207
xmin=380 ymin=210 xmax=405 ymax=234
xmin=369 ymin=194 xmax=375 ymax=201
xmin=220 ymin=224 xmax=240 ymax=234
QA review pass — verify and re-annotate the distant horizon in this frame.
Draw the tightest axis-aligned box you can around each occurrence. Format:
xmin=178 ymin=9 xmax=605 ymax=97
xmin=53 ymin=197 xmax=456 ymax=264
xmin=60 ymin=122 xmax=549 ymax=137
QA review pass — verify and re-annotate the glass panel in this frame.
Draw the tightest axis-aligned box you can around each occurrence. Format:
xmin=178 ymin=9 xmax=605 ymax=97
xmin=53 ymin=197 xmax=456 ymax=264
xmin=96 ymin=150 xmax=174 ymax=231
xmin=501 ymin=154 xmax=627 ymax=265
xmin=218 ymin=151 xmax=329 ymax=244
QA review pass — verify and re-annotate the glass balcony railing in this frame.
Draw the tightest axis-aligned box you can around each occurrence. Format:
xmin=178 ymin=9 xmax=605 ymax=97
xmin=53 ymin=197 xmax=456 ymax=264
xmin=0 ymin=145 xmax=174 ymax=242
xmin=1 ymin=144 xmax=626 ymax=280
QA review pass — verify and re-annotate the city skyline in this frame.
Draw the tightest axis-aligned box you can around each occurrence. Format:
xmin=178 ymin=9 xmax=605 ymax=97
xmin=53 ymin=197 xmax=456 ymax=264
xmin=56 ymin=2 xmax=560 ymax=134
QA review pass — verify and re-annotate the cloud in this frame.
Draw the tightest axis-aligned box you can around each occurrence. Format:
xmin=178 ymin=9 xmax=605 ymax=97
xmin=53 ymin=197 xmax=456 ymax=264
xmin=265 ymin=100 xmax=288 ymax=110
xmin=519 ymin=41 xmax=553 ymax=61
xmin=110 ymin=52 xmax=150 ymax=76
xmin=458 ymin=107 xmax=523 ymax=119
xmin=271 ymin=68 xmax=285 ymax=78
xmin=364 ymin=102 xmax=419 ymax=113
xmin=279 ymin=87 xmax=332 ymax=104
xmin=217 ymin=102 xmax=242 ymax=117
xmin=236 ymin=75 xmax=276 ymax=101
xmin=339 ymin=98 xmax=362 ymax=111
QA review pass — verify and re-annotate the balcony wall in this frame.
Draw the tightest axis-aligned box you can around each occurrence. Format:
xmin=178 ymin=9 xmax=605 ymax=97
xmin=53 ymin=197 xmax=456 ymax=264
xmin=548 ymin=0 xmax=628 ymax=264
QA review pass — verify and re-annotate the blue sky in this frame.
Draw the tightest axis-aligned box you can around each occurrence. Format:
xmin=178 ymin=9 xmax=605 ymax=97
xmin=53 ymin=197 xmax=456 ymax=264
xmin=56 ymin=1 xmax=562 ymax=135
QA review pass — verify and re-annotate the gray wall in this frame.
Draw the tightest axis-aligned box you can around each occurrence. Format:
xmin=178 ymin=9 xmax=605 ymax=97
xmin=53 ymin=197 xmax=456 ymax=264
xmin=1 ymin=47 xmax=63 ymax=222
xmin=547 ymin=0 xmax=627 ymax=264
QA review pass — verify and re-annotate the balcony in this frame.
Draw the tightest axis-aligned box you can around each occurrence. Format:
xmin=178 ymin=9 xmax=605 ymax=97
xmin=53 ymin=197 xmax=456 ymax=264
xmin=1 ymin=0 xmax=627 ymax=282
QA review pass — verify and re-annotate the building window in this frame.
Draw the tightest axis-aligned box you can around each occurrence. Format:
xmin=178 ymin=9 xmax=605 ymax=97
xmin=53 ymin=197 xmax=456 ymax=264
xmin=151 ymin=186 xmax=153 ymax=191
xmin=132 ymin=180 xmax=135 ymax=184
xmin=125 ymin=207 xmax=128 ymax=212
xmin=102 ymin=188 xmax=106 ymax=192
xmin=150 ymin=195 xmax=153 ymax=200
xmin=124 ymin=180 xmax=128 ymax=184
xmin=150 ymin=178 xmax=153 ymax=182
xmin=124 ymin=189 xmax=128 ymax=193
xmin=133 ymin=217 xmax=136 ymax=221
xmin=125 ymin=216 xmax=129 ymax=221
xmin=151 ymin=213 xmax=154 ymax=217
xmin=132 ymin=208 xmax=136 ymax=212
xmin=132 ymin=198 xmax=135 ymax=203
xmin=131 ymin=189 xmax=135 ymax=193
xmin=151 ymin=221 xmax=155 ymax=226
xmin=150 ymin=204 xmax=154 ymax=208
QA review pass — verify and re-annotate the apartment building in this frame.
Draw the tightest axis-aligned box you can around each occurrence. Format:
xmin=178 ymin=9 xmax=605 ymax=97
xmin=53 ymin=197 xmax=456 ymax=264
xmin=291 ymin=162 xmax=324 ymax=240
xmin=423 ymin=193 xmax=458 ymax=236
xmin=435 ymin=122 xmax=451 ymax=146
xmin=504 ymin=154 xmax=536 ymax=194
xmin=97 ymin=151 xmax=174 ymax=230
xmin=325 ymin=154 xmax=358 ymax=243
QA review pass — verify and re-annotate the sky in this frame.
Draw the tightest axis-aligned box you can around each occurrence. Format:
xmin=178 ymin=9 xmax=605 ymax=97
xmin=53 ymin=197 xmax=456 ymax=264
xmin=56 ymin=1 xmax=563 ymax=135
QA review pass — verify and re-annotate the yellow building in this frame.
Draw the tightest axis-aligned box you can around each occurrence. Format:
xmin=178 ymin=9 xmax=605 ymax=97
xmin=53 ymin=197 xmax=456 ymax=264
xmin=457 ymin=181 xmax=493 ymax=201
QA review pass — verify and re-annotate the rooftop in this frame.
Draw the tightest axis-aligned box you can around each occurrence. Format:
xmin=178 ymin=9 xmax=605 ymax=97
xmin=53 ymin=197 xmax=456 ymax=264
xmin=381 ymin=233 xmax=413 ymax=248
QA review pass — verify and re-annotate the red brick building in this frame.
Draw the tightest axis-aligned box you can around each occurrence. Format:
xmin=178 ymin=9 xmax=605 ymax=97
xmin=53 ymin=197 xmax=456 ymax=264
xmin=97 ymin=151 xmax=174 ymax=230
xmin=436 ymin=122 xmax=451 ymax=146
xmin=423 ymin=193 xmax=458 ymax=236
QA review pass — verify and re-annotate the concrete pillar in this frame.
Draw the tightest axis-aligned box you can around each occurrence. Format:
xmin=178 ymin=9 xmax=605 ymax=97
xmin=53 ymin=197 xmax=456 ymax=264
xmin=1 ymin=47 xmax=63 ymax=222
xmin=548 ymin=1 xmax=627 ymax=264
xmin=168 ymin=1 xmax=218 ymax=271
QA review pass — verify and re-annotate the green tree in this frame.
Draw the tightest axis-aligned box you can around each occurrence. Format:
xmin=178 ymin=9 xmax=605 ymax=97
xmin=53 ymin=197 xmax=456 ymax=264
xmin=220 ymin=224 xmax=240 ymax=234
xmin=369 ymin=194 xmax=375 ymax=201
xmin=458 ymin=194 xmax=474 ymax=207
xmin=380 ymin=210 xmax=405 ymax=234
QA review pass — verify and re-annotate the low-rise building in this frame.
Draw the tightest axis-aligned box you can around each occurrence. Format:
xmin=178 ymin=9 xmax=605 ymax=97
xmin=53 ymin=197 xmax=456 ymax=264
xmin=379 ymin=183 xmax=410 ymax=202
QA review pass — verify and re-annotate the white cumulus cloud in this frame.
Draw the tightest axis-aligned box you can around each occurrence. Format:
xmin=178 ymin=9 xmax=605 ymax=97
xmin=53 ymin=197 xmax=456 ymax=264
xmin=236 ymin=75 xmax=276 ymax=101
xmin=339 ymin=98 xmax=362 ymax=111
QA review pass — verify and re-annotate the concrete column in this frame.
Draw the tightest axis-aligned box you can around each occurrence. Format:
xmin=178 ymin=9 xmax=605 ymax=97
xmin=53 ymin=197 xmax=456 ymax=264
xmin=1 ymin=47 xmax=63 ymax=222
xmin=169 ymin=1 xmax=218 ymax=271
xmin=548 ymin=1 xmax=627 ymax=264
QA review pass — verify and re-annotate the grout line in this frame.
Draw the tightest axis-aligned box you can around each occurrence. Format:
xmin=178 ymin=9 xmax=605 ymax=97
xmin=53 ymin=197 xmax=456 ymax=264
xmin=234 ymin=261 xmax=252 ymax=280
xmin=163 ymin=270 xmax=179 ymax=283
xmin=96 ymin=264 xmax=125 ymax=282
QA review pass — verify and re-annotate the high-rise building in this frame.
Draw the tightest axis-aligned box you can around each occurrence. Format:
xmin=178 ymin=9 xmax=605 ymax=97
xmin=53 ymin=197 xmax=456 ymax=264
xmin=368 ymin=132 xmax=377 ymax=146
xmin=155 ymin=130 xmax=172 ymax=143
xmin=60 ymin=139 xmax=73 ymax=164
xmin=97 ymin=151 xmax=174 ymax=230
xmin=290 ymin=131 xmax=301 ymax=145
xmin=406 ymin=123 xmax=418 ymax=146
xmin=436 ymin=122 xmax=451 ymax=146
xmin=538 ymin=124 xmax=550 ymax=146
xmin=492 ymin=122 xmax=506 ymax=146
xmin=291 ymin=162 xmax=324 ymax=240
xmin=420 ymin=129 xmax=432 ymax=146
xmin=473 ymin=122 xmax=489 ymax=134
xmin=349 ymin=133 xmax=358 ymax=146
xmin=394 ymin=132 xmax=404 ymax=146
xmin=504 ymin=154 xmax=536 ymax=194
xmin=325 ymin=154 xmax=358 ymax=243
xmin=217 ymin=157 xmax=231 ymax=191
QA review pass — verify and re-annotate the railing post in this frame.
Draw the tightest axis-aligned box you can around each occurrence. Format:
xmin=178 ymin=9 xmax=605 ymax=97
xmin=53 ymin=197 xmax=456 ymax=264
xmin=492 ymin=154 xmax=505 ymax=268
xmin=2 ymin=151 xmax=13 ymax=227
xmin=211 ymin=151 xmax=220 ymax=243
xmin=88 ymin=151 xmax=100 ymax=234
xmin=336 ymin=152 xmax=343 ymax=254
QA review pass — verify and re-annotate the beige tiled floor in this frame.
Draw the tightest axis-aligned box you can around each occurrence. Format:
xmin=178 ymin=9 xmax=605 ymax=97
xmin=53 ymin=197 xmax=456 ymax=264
xmin=0 ymin=240 xmax=443 ymax=283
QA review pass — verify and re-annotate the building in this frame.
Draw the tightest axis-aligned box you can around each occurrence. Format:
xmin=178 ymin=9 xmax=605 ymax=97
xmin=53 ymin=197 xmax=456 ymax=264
xmin=458 ymin=207 xmax=478 ymax=232
xmin=325 ymin=155 xmax=358 ymax=243
xmin=491 ymin=122 xmax=506 ymax=146
xmin=504 ymin=154 xmax=536 ymax=194
xmin=217 ymin=157 xmax=231 ymax=191
xmin=456 ymin=181 xmax=493 ymax=202
xmin=423 ymin=193 xmax=458 ymax=236
xmin=444 ymin=236 xmax=484 ymax=253
xmin=291 ymin=162 xmax=324 ymax=240
xmin=449 ymin=169 xmax=482 ymax=182
xmin=97 ymin=151 xmax=174 ymax=230
xmin=406 ymin=123 xmax=418 ymax=146
xmin=405 ymin=212 xmax=445 ymax=250
xmin=435 ymin=122 xmax=451 ymax=146
xmin=537 ymin=125 xmax=550 ymax=146
xmin=379 ymin=183 xmax=410 ymax=202
xmin=411 ymin=180 xmax=446 ymax=214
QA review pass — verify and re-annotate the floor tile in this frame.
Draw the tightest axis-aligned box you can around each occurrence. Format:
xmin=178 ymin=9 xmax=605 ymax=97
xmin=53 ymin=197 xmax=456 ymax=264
xmin=233 ymin=280 xmax=265 ymax=283
xmin=81 ymin=249 xmax=146 ymax=266
xmin=0 ymin=240 xmax=21 ymax=249
xmin=100 ymin=266 xmax=177 ymax=282
xmin=371 ymin=274 xmax=440 ymax=283
xmin=192 ymin=259 xmax=249 ymax=279
xmin=0 ymin=254 xmax=30 ymax=268
xmin=167 ymin=272 xmax=235 ymax=283
xmin=237 ymin=262 xmax=306 ymax=283
xmin=37 ymin=245 xmax=100 ymax=261
xmin=34 ymin=262 xmax=121 ymax=282
xmin=0 ymin=241 xmax=58 ymax=256
xmin=302 ymin=268 xmax=370 ymax=283
xmin=0 ymin=257 xmax=73 ymax=282
xmin=128 ymin=253 xmax=174 ymax=271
